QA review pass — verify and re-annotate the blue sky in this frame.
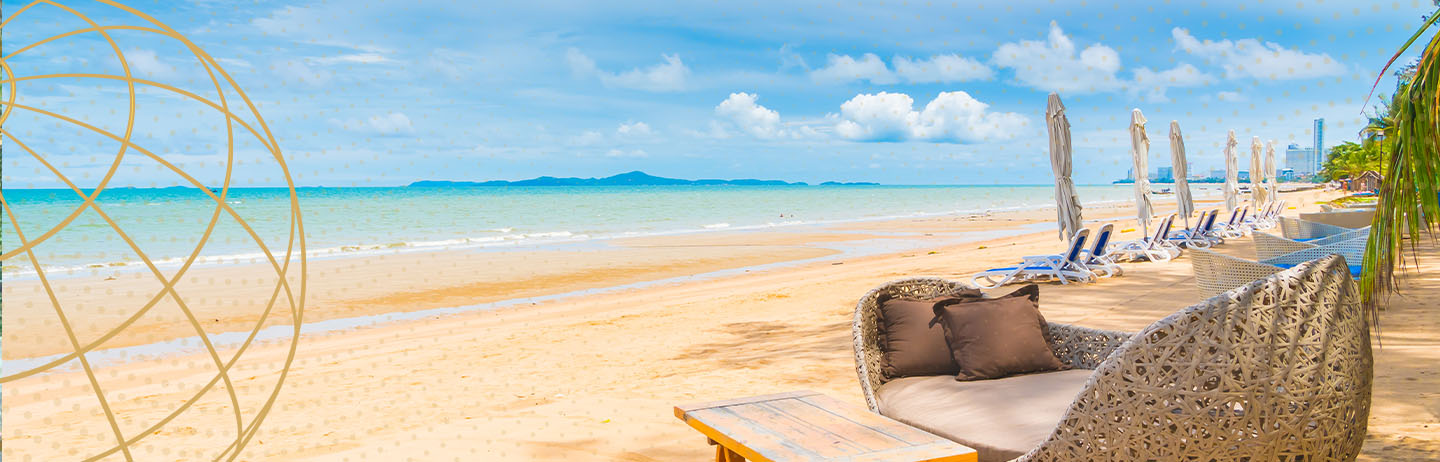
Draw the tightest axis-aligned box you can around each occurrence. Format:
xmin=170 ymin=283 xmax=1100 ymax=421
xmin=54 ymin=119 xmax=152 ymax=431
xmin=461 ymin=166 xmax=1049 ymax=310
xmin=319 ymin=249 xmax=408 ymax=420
xmin=2 ymin=0 xmax=1434 ymax=187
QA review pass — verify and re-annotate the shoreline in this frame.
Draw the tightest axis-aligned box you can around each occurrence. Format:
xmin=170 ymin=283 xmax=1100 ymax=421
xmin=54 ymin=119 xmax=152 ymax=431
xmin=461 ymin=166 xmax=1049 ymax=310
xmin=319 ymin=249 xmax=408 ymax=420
xmin=2 ymin=189 xmax=1215 ymax=359
xmin=1 ymin=185 xmax=1235 ymax=281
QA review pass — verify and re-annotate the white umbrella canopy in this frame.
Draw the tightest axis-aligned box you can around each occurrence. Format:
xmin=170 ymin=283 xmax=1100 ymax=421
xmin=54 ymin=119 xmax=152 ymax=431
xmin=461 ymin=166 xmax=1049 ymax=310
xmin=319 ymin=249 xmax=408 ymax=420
xmin=1047 ymin=93 xmax=1083 ymax=241
xmin=1129 ymin=109 xmax=1154 ymax=237
xmin=1168 ymin=121 xmax=1195 ymax=229
xmin=1265 ymin=140 xmax=1279 ymax=207
xmin=1224 ymin=130 xmax=1239 ymax=212
xmin=1250 ymin=136 xmax=1267 ymax=207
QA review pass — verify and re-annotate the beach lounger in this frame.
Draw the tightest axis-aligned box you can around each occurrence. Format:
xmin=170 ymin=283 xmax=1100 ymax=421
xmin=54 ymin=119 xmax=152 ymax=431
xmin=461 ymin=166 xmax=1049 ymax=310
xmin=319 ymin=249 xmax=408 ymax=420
xmin=1253 ymin=227 xmax=1370 ymax=260
xmin=1239 ymin=202 xmax=1278 ymax=231
xmin=1278 ymin=216 xmax=1355 ymax=240
xmin=1245 ymin=200 xmax=1286 ymax=230
xmin=1078 ymin=223 xmax=1122 ymax=278
xmin=1108 ymin=213 xmax=1180 ymax=262
xmin=971 ymin=228 xmax=1095 ymax=288
xmin=1167 ymin=209 xmax=1220 ymax=248
xmin=1212 ymin=207 xmax=1247 ymax=239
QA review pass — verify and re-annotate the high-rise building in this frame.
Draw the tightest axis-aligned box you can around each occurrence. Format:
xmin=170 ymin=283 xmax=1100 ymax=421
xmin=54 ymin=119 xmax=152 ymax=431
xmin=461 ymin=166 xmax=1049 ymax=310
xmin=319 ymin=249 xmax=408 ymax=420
xmin=1156 ymin=166 xmax=1173 ymax=182
xmin=1314 ymin=118 xmax=1326 ymax=173
xmin=1286 ymin=143 xmax=1316 ymax=177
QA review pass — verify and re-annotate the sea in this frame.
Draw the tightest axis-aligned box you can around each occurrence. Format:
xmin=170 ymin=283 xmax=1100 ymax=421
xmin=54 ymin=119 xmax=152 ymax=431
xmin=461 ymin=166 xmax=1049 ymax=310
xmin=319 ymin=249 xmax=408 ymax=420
xmin=1 ymin=184 xmax=1222 ymax=278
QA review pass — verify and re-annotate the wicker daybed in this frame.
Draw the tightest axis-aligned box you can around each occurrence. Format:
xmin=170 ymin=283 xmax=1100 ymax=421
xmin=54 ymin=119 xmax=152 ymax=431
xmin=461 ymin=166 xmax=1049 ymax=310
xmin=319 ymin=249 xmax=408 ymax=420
xmin=853 ymin=255 xmax=1372 ymax=462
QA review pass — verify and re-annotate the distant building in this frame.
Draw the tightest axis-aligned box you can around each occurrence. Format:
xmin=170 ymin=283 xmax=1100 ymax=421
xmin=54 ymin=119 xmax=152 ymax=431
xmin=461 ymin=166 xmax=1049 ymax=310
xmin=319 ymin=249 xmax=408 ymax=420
xmin=1238 ymin=170 xmax=1251 ymax=182
xmin=1314 ymin=118 xmax=1326 ymax=173
xmin=1285 ymin=143 xmax=1317 ymax=177
xmin=1279 ymin=168 xmax=1296 ymax=181
xmin=1209 ymin=169 xmax=1227 ymax=179
xmin=1155 ymin=166 xmax=1174 ymax=182
xmin=1126 ymin=168 xmax=1134 ymax=181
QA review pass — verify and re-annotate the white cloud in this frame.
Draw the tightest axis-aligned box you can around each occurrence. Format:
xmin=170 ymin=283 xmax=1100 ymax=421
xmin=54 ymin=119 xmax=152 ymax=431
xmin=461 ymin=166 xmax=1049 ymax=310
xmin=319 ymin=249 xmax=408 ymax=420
xmin=617 ymin=121 xmax=654 ymax=137
xmin=252 ymin=6 xmax=392 ymax=53
xmin=811 ymin=53 xmax=991 ymax=85
xmin=1216 ymin=91 xmax=1247 ymax=102
xmin=329 ymin=112 xmax=414 ymax=134
xmin=605 ymin=149 xmax=648 ymax=158
xmin=893 ymin=54 xmax=993 ymax=83
xmin=811 ymin=53 xmax=897 ymax=84
xmin=125 ymin=48 xmax=174 ymax=77
xmin=715 ymin=92 xmax=787 ymax=139
xmin=216 ymin=57 xmax=252 ymax=69
xmin=274 ymin=59 xmax=331 ymax=85
xmin=566 ymin=48 xmax=690 ymax=92
xmin=833 ymin=91 xmax=1028 ymax=143
xmin=367 ymin=113 xmax=413 ymax=133
xmin=992 ymin=21 xmax=1123 ymax=93
xmin=1172 ymin=28 xmax=1346 ymax=80
xmin=310 ymin=53 xmax=395 ymax=65
xmin=569 ymin=130 xmax=605 ymax=146
xmin=779 ymin=44 xmax=808 ymax=71
xmin=1131 ymin=63 xmax=1215 ymax=102
xmin=565 ymin=48 xmax=598 ymax=77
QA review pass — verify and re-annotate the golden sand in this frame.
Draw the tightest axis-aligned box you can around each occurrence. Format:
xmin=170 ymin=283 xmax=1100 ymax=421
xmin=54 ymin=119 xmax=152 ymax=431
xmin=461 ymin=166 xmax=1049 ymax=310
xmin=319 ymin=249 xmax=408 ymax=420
xmin=3 ymin=188 xmax=1435 ymax=461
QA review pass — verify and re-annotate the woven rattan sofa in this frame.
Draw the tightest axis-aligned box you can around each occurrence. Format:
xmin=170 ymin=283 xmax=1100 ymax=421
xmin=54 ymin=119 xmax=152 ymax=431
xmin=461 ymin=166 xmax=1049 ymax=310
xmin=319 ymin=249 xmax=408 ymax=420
xmin=1278 ymin=216 xmax=1354 ymax=240
xmin=853 ymin=255 xmax=1372 ymax=462
xmin=1253 ymin=228 xmax=1369 ymax=260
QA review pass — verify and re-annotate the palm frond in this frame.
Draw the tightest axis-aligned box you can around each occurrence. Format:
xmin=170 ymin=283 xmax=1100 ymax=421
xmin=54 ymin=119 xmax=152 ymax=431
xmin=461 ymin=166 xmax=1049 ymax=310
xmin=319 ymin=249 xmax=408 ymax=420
xmin=1362 ymin=22 xmax=1440 ymax=311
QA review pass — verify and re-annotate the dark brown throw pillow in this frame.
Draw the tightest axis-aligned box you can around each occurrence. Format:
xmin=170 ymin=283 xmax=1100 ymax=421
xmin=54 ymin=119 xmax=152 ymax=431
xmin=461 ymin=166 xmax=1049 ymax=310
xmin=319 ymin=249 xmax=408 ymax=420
xmin=932 ymin=284 xmax=1068 ymax=381
xmin=878 ymin=288 xmax=982 ymax=378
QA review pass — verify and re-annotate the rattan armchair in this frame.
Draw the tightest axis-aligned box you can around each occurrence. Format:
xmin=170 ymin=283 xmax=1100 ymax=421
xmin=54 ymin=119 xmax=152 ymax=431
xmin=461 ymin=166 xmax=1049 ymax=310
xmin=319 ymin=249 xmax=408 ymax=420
xmin=852 ymin=277 xmax=1131 ymax=412
xmin=854 ymin=255 xmax=1372 ymax=461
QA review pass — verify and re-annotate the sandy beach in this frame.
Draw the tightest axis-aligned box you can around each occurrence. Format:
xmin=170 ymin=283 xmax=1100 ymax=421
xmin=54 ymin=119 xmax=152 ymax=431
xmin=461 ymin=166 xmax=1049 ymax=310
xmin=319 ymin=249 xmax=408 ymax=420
xmin=4 ymin=187 xmax=1437 ymax=461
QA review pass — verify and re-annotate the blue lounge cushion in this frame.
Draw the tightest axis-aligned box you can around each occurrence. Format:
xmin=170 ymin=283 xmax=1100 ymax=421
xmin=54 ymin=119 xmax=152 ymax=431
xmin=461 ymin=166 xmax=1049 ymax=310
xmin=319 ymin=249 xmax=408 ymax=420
xmin=986 ymin=266 xmax=1053 ymax=272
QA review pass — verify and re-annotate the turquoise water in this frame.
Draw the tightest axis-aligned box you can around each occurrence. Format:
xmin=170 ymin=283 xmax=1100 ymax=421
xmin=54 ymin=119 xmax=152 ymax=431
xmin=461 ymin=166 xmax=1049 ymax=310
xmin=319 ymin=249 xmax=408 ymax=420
xmin=1 ymin=184 xmax=1207 ymax=276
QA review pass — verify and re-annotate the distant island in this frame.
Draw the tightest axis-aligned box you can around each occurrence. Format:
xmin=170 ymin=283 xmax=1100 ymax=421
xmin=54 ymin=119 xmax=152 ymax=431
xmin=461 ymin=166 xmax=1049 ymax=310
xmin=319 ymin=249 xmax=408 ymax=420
xmin=407 ymin=171 xmax=879 ymax=187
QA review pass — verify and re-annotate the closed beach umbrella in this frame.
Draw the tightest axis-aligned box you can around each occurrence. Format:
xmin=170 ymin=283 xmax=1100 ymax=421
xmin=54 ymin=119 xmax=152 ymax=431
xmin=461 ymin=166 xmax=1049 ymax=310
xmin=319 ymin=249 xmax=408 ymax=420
xmin=1129 ymin=109 xmax=1154 ymax=237
xmin=1224 ymin=130 xmax=1239 ymax=212
xmin=1250 ymin=136 xmax=1266 ymax=207
xmin=1265 ymin=140 xmax=1278 ymax=207
xmin=1168 ymin=121 xmax=1194 ymax=229
xmin=1047 ymin=93 xmax=1083 ymax=241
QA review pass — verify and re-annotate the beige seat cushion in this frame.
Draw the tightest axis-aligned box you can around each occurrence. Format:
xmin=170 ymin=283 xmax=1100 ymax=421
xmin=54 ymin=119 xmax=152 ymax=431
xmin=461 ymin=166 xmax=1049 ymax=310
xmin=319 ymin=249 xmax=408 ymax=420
xmin=876 ymin=369 xmax=1093 ymax=462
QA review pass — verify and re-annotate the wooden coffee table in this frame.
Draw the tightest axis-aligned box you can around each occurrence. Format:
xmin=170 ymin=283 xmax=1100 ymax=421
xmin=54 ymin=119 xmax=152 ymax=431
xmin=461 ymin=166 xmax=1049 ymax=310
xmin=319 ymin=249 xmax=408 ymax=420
xmin=674 ymin=390 xmax=976 ymax=462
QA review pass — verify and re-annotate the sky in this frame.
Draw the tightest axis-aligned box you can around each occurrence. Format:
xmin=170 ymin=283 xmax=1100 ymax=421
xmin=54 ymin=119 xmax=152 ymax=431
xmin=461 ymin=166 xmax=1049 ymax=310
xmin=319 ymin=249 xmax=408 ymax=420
xmin=1 ymin=0 xmax=1436 ymax=187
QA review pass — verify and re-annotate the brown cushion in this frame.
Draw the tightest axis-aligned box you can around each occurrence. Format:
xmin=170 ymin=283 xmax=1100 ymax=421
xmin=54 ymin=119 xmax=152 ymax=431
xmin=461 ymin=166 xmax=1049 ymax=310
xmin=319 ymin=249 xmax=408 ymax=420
xmin=876 ymin=370 xmax=1093 ymax=462
xmin=933 ymin=284 xmax=1068 ymax=381
xmin=879 ymin=288 xmax=981 ymax=378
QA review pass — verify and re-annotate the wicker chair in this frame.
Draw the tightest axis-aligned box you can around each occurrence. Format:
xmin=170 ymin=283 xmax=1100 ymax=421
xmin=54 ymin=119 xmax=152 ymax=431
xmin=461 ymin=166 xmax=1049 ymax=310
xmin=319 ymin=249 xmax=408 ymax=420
xmin=1253 ymin=228 xmax=1370 ymax=260
xmin=854 ymin=256 xmax=1371 ymax=461
xmin=1279 ymin=216 xmax=1354 ymax=240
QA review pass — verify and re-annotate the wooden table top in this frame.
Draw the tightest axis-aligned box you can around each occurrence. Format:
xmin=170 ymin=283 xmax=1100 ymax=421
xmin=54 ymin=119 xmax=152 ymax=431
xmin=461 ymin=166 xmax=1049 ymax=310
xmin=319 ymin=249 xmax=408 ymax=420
xmin=674 ymin=390 xmax=977 ymax=462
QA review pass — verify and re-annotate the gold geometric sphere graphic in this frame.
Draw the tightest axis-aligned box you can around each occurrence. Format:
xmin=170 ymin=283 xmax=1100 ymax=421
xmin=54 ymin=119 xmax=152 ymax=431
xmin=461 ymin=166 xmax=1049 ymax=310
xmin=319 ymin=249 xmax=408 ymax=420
xmin=1 ymin=1 xmax=305 ymax=460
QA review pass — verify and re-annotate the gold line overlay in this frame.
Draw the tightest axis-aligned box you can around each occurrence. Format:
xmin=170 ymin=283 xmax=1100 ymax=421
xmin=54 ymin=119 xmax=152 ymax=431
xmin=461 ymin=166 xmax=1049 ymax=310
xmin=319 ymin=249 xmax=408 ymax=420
xmin=0 ymin=1 xmax=307 ymax=461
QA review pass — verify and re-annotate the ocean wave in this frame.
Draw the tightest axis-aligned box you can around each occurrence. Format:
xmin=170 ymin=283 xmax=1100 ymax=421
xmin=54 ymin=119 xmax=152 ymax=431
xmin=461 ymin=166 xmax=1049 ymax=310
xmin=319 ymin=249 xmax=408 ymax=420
xmin=5 ymin=185 xmax=1213 ymax=278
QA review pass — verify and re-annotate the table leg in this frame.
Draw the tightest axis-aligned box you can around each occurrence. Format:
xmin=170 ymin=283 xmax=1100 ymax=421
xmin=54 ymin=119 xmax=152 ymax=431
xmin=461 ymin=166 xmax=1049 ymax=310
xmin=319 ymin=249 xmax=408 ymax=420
xmin=714 ymin=445 xmax=746 ymax=462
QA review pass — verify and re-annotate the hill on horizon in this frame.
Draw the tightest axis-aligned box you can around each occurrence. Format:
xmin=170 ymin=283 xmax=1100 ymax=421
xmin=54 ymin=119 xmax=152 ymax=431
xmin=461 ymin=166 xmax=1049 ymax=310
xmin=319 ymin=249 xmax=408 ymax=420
xmin=407 ymin=171 xmax=879 ymax=187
